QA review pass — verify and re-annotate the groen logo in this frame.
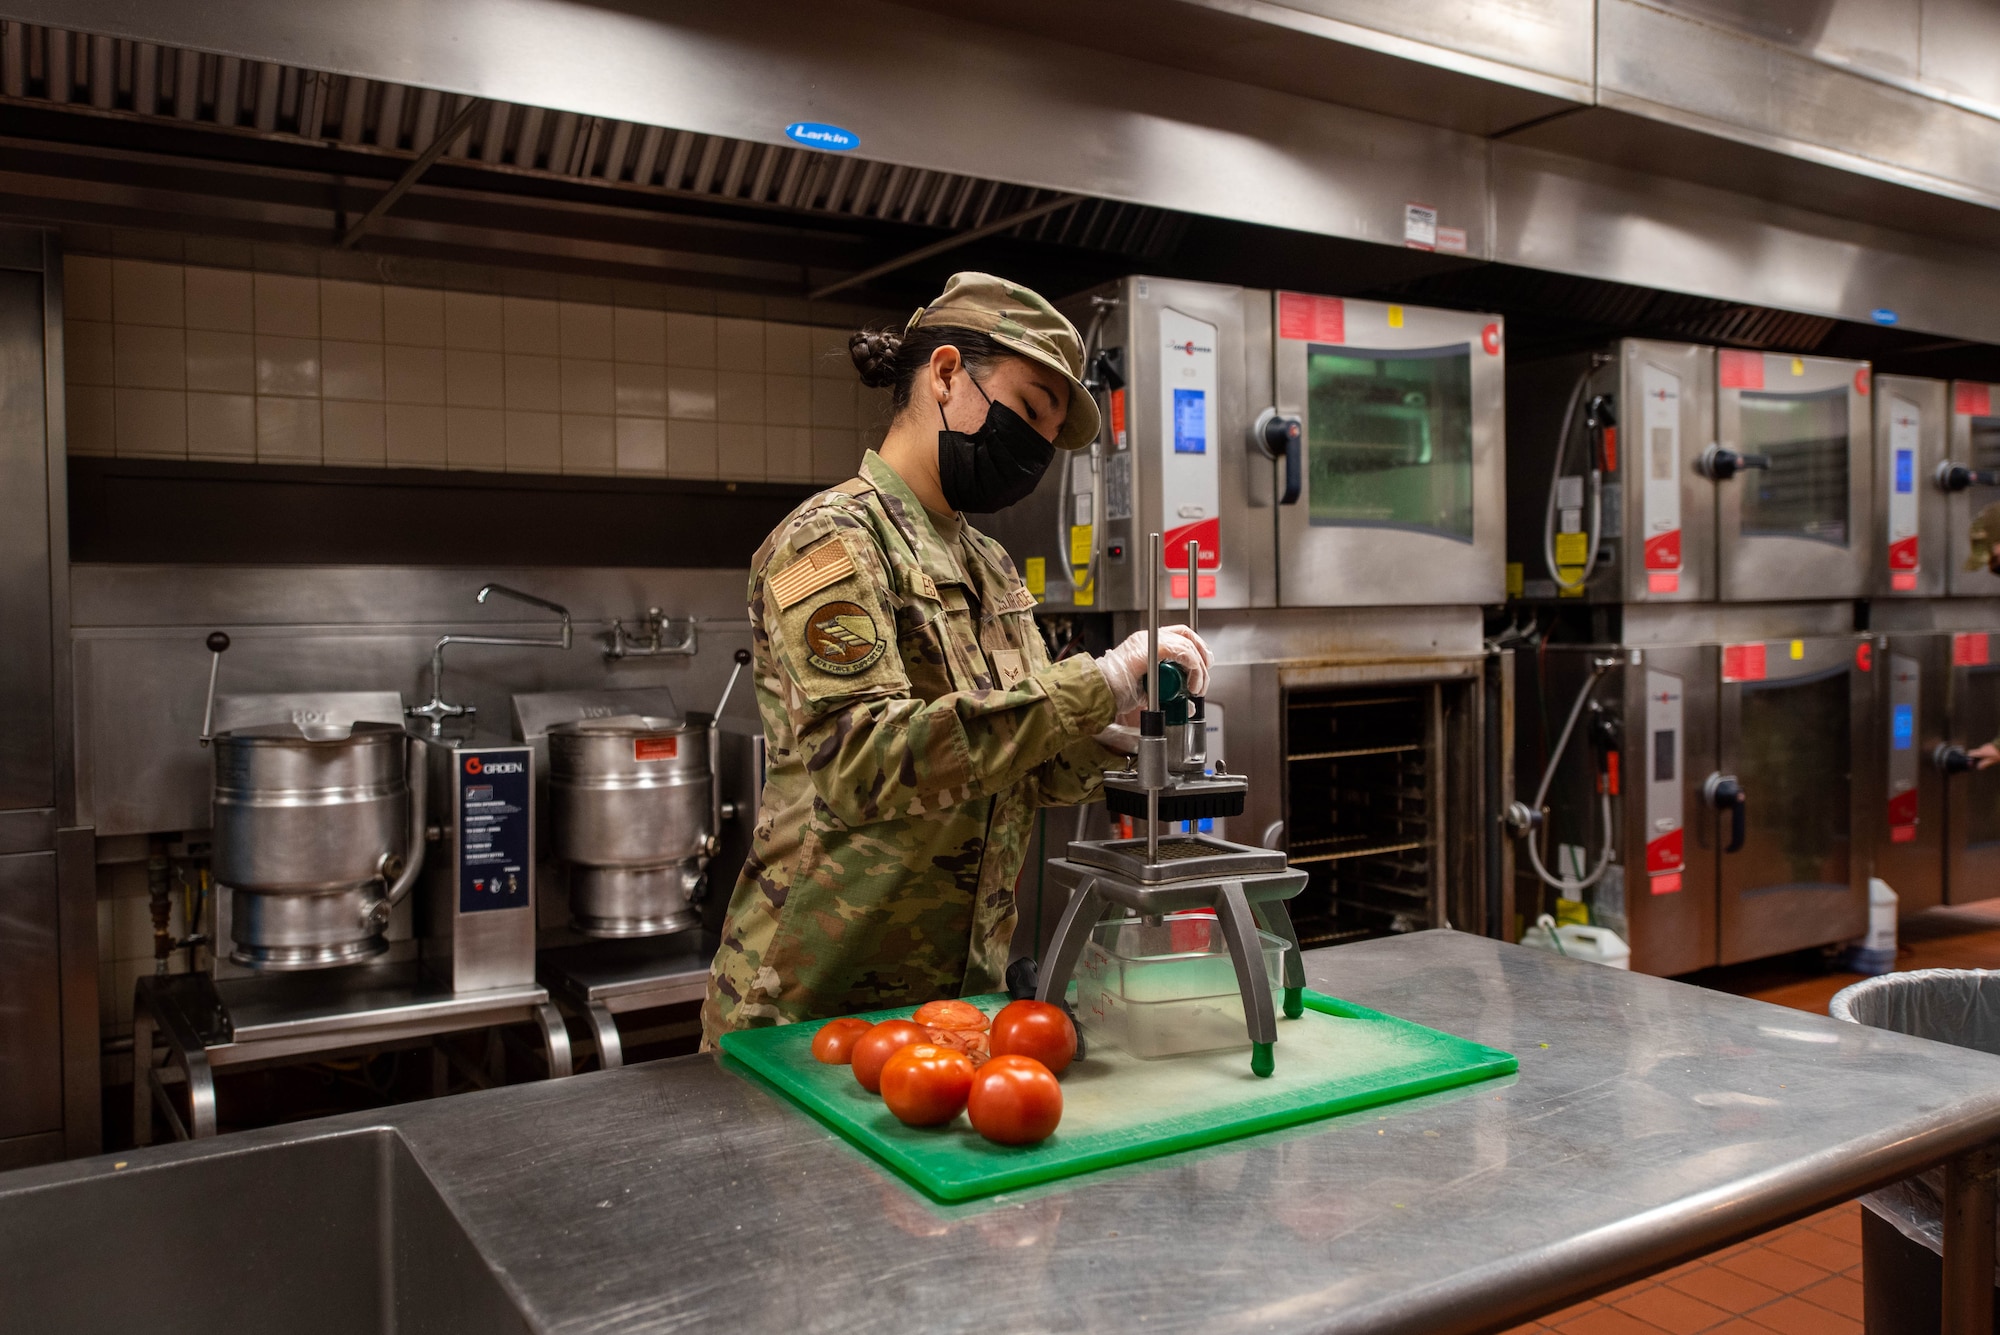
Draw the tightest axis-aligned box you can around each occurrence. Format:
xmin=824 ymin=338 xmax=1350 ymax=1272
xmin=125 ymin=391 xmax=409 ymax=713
xmin=803 ymin=600 xmax=885 ymax=675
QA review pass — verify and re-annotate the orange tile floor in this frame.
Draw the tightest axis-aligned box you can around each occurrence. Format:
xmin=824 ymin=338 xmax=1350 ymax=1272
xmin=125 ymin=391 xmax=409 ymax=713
xmin=1500 ymin=898 xmax=2000 ymax=1335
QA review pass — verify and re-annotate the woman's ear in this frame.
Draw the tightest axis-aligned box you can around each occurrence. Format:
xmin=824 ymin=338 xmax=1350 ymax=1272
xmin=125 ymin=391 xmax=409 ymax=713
xmin=927 ymin=344 xmax=962 ymax=407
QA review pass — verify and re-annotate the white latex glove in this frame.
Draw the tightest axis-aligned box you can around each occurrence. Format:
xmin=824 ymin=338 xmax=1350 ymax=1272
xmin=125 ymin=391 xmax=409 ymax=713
xmin=1094 ymin=624 xmax=1212 ymax=714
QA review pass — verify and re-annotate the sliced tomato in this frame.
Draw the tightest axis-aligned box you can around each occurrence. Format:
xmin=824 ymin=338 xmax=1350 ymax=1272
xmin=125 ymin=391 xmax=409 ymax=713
xmin=879 ymin=1043 xmax=975 ymax=1126
xmin=810 ymin=1017 xmax=873 ymax=1065
xmin=967 ymin=1054 xmax=1063 ymax=1145
xmin=989 ymin=999 xmax=1077 ymax=1075
xmin=925 ymin=1026 xmax=991 ymax=1065
xmin=912 ymin=999 xmax=990 ymax=1032
xmin=850 ymin=1019 xmax=928 ymax=1094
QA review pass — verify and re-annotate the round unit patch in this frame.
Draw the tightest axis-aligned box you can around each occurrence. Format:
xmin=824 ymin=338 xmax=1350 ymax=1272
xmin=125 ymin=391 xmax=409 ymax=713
xmin=803 ymin=600 xmax=887 ymax=675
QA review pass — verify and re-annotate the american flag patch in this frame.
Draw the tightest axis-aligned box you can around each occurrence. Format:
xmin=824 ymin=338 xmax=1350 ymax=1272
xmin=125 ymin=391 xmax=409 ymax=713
xmin=769 ymin=539 xmax=857 ymax=609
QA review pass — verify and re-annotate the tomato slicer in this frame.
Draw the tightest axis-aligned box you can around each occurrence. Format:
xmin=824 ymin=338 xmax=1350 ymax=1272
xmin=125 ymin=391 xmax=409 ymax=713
xmin=1035 ymin=535 xmax=1308 ymax=1077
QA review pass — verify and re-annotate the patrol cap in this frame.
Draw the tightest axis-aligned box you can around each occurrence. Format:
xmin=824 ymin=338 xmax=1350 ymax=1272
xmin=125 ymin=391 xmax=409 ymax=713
xmin=907 ymin=272 xmax=1100 ymax=451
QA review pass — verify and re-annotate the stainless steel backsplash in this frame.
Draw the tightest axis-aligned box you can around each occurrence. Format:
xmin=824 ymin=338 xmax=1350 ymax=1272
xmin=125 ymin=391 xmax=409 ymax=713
xmin=72 ymin=564 xmax=755 ymax=836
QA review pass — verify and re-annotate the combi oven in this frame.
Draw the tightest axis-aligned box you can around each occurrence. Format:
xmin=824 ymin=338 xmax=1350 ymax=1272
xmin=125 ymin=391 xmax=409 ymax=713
xmin=985 ymin=276 xmax=1506 ymax=611
xmin=1508 ymin=343 xmax=1874 ymax=604
xmin=1251 ymin=291 xmax=1506 ymax=607
xmin=1521 ymin=624 xmax=1874 ymax=975
xmin=1873 ymin=615 xmax=2000 ymax=912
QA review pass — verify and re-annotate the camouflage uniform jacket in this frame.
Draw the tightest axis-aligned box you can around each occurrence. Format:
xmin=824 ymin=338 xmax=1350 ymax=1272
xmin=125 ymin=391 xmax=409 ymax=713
xmin=700 ymin=451 xmax=1118 ymax=1043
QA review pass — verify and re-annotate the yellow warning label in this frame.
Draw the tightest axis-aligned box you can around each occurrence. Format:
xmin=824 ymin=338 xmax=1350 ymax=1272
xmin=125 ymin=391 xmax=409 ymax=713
xmin=1024 ymin=556 xmax=1045 ymax=598
xmin=1387 ymin=304 xmax=1405 ymax=329
xmin=1073 ymin=578 xmax=1094 ymax=607
xmin=1789 ymin=638 xmax=1805 ymax=660
xmin=1506 ymin=562 xmax=1524 ymax=597
xmin=1068 ymin=524 xmax=1093 ymax=567
xmin=1557 ymin=568 xmax=1585 ymax=596
xmin=1554 ymin=531 xmax=1589 ymax=566
xmin=1790 ymin=357 xmax=1805 ymax=376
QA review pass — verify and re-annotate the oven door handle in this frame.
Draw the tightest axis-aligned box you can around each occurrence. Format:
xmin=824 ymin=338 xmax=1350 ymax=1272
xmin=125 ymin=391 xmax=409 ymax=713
xmin=1252 ymin=409 xmax=1303 ymax=505
xmin=1703 ymin=772 xmax=1747 ymax=853
xmin=1936 ymin=462 xmax=2000 ymax=492
xmin=1936 ymin=743 xmax=1976 ymax=775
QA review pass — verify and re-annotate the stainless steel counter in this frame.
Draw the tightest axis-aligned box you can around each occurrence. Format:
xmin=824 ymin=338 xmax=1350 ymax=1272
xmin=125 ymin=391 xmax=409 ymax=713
xmin=9 ymin=931 xmax=2000 ymax=1335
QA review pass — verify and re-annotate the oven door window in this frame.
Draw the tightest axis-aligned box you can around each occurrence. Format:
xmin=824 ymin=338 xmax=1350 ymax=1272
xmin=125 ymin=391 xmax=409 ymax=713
xmin=1305 ymin=342 xmax=1473 ymax=542
xmin=1967 ymin=417 xmax=2000 ymax=573
xmin=1963 ymin=665 xmax=2000 ymax=849
xmin=1739 ymin=386 xmax=1850 ymax=545
xmin=1739 ymin=667 xmax=1850 ymax=890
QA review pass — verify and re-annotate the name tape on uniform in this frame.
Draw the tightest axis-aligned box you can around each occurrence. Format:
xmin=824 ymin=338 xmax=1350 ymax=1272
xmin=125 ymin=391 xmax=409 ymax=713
xmin=770 ymin=539 xmax=857 ymax=609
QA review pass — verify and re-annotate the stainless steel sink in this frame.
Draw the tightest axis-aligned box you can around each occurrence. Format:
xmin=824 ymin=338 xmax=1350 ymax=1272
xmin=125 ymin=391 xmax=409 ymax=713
xmin=0 ymin=1127 xmax=531 ymax=1334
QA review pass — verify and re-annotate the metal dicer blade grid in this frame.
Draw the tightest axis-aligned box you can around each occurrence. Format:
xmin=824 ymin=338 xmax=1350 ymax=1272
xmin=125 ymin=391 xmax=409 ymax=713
xmin=1151 ymin=838 xmax=1225 ymax=861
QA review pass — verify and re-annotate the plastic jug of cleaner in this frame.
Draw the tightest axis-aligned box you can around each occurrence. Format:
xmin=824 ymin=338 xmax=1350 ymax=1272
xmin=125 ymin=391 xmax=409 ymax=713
xmin=1519 ymin=914 xmax=1632 ymax=969
xmin=1840 ymin=878 xmax=1898 ymax=975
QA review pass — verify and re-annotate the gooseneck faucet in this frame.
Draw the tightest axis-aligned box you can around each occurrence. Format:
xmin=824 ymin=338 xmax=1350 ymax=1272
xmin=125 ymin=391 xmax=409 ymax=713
xmin=408 ymin=583 xmax=573 ymax=735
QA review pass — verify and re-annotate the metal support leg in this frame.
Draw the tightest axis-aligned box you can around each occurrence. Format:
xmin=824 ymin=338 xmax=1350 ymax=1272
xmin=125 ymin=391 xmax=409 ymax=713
xmin=1944 ymin=1144 xmax=1999 ymax=1335
xmin=1035 ymin=878 xmax=1107 ymax=1008
xmin=535 ymin=1002 xmax=574 ymax=1079
xmin=180 ymin=1049 xmax=218 ymax=1139
xmin=1216 ymin=880 xmax=1278 ymax=1077
xmin=131 ymin=1002 xmax=157 ymax=1147
xmin=586 ymin=1001 xmax=623 ymax=1071
xmin=1250 ymin=896 xmax=1307 ymax=1020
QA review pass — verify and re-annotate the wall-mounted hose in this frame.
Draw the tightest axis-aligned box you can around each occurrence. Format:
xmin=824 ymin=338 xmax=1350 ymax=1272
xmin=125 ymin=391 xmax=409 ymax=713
xmin=1542 ymin=366 xmax=1602 ymax=593
xmin=1521 ymin=659 xmax=1615 ymax=894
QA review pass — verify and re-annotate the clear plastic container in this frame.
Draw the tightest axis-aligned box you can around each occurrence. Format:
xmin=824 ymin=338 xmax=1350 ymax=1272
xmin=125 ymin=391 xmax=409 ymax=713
xmin=1073 ymin=911 xmax=1290 ymax=1059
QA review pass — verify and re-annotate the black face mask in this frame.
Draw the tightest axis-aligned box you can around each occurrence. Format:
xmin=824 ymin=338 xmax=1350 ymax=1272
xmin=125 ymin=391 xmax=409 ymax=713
xmin=936 ymin=374 xmax=1056 ymax=515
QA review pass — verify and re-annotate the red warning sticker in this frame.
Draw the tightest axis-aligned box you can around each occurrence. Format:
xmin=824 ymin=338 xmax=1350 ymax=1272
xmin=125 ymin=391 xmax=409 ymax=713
xmin=1278 ymin=292 xmax=1344 ymax=343
xmin=634 ymin=736 xmax=678 ymax=761
xmin=1649 ymin=872 xmax=1683 ymax=895
xmin=1722 ymin=642 xmax=1767 ymax=682
xmin=1718 ymin=350 xmax=1765 ymax=390
xmin=1955 ymin=633 xmax=1992 ymax=667
xmin=1958 ymin=382 xmax=1993 ymax=416
xmin=1643 ymin=529 xmax=1681 ymax=571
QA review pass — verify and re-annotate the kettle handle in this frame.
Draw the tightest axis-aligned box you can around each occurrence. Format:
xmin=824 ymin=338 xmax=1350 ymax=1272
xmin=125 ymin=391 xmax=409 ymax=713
xmin=363 ymin=739 xmax=429 ymax=933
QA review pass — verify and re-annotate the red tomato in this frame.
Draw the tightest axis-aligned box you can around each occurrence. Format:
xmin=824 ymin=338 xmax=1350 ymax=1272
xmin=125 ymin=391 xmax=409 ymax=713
xmin=810 ymin=1017 xmax=872 ymax=1065
xmin=879 ymin=1044 xmax=975 ymax=1126
xmin=850 ymin=1019 xmax=927 ymax=1094
xmin=967 ymin=1054 xmax=1063 ymax=1145
xmin=989 ymin=999 xmax=1077 ymax=1075
xmin=912 ymin=999 xmax=989 ymax=1032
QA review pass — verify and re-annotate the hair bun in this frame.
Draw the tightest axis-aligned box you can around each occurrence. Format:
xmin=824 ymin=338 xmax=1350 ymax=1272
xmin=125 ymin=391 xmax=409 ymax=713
xmin=849 ymin=328 xmax=902 ymax=389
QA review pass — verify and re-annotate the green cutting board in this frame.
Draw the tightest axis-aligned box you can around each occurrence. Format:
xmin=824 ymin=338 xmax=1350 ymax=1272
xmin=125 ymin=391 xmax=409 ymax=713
xmin=718 ymin=990 xmax=1515 ymax=1202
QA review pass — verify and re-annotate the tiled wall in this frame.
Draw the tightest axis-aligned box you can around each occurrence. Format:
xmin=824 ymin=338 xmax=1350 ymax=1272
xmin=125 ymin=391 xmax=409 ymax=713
xmin=62 ymin=255 xmax=893 ymax=483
